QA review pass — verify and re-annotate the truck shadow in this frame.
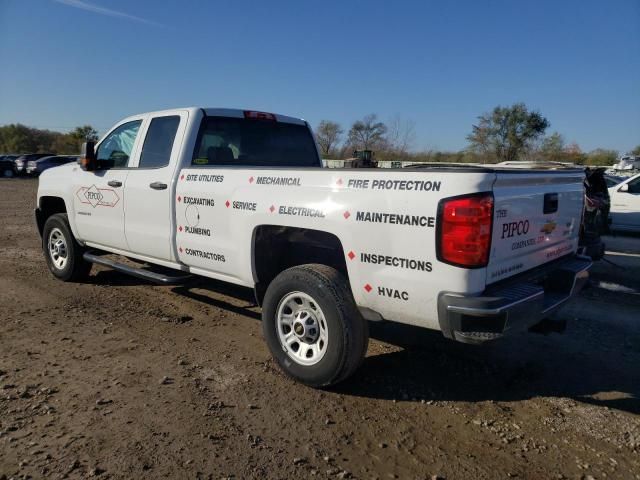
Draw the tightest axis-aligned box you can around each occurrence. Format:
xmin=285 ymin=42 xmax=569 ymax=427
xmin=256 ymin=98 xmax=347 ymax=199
xmin=86 ymin=267 xmax=640 ymax=416
xmin=168 ymin=274 xmax=640 ymax=416
xmin=88 ymin=269 xmax=262 ymax=320
xmin=335 ymin=319 xmax=640 ymax=416
xmin=171 ymin=283 xmax=261 ymax=321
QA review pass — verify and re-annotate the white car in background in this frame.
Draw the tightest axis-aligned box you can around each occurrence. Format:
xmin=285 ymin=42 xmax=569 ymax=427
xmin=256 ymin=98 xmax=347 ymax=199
xmin=613 ymin=155 xmax=640 ymax=171
xmin=609 ymin=173 xmax=640 ymax=232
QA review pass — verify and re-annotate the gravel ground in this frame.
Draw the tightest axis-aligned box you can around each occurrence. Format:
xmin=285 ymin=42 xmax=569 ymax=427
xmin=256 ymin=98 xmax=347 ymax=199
xmin=1 ymin=178 xmax=639 ymax=480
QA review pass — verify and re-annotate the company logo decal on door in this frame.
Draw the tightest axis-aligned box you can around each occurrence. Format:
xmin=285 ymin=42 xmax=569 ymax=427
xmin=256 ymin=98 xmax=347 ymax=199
xmin=76 ymin=185 xmax=120 ymax=208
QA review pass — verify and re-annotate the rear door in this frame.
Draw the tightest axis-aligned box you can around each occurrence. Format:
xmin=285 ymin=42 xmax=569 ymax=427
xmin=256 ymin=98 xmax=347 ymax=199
xmin=487 ymin=170 xmax=584 ymax=284
xmin=123 ymin=111 xmax=188 ymax=261
xmin=72 ymin=119 xmax=143 ymax=251
xmin=175 ymin=113 xmax=319 ymax=283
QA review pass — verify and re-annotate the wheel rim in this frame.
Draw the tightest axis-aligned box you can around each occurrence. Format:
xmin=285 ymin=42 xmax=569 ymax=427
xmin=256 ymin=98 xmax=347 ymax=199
xmin=276 ymin=291 xmax=328 ymax=366
xmin=48 ymin=227 xmax=68 ymax=270
xmin=3 ymin=169 xmax=13 ymax=178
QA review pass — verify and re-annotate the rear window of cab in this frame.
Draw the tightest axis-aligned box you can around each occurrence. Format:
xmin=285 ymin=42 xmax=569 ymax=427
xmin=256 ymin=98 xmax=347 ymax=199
xmin=192 ymin=116 xmax=319 ymax=168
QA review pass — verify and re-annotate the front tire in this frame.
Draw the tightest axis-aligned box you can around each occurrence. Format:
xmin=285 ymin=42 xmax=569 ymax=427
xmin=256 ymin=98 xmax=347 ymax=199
xmin=2 ymin=167 xmax=13 ymax=178
xmin=262 ymin=264 xmax=368 ymax=387
xmin=42 ymin=213 xmax=91 ymax=282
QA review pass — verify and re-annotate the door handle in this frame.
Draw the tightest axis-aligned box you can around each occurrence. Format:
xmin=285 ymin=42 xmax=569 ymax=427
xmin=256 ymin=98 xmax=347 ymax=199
xmin=107 ymin=180 xmax=122 ymax=188
xmin=149 ymin=181 xmax=168 ymax=190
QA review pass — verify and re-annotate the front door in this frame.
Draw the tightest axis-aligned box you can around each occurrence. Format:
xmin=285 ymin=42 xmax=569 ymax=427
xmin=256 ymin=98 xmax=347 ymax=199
xmin=610 ymin=176 xmax=640 ymax=230
xmin=72 ymin=119 xmax=143 ymax=251
xmin=124 ymin=112 xmax=187 ymax=261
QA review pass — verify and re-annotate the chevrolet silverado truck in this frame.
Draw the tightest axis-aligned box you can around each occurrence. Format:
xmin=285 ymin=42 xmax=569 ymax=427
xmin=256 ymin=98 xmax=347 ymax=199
xmin=35 ymin=107 xmax=591 ymax=387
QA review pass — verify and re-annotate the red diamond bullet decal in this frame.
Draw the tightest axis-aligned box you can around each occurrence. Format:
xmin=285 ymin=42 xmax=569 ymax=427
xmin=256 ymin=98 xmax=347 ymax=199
xmin=336 ymin=178 xmax=343 ymax=186
xmin=178 ymin=225 xmax=183 ymax=232
xmin=225 ymin=200 xmax=230 ymax=208
xmin=364 ymin=284 xmax=372 ymax=292
xmin=180 ymin=174 xmax=184 ymax=180
xmin=249 ymin=176 xmax=254 ymax=183
xmin=269 ymin=205 xmax=276 ymax=213
xmin=179 ymin=247 xmax=183 ymax=253
xmin=348 ymin=251 xmax=355 ymax=260
xmin=177 ymin=196 xmax=181 ymax=202
xmin=343 ymin=211 xmax=351 ymax=219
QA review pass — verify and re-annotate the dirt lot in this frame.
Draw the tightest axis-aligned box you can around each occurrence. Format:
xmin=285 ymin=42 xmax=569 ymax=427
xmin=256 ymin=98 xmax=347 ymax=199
xmin=1 ymin=179 xmax=639 ymax=480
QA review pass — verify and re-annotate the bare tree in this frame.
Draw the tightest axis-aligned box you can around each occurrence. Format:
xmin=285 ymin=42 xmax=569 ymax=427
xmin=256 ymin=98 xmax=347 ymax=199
xmin=386 ymin=115 xmax=416 ymax=156
xmin=347 ymin=114 xmax=387 ymax=151
xmin=314 ymin=120 xmax=343 ymax=157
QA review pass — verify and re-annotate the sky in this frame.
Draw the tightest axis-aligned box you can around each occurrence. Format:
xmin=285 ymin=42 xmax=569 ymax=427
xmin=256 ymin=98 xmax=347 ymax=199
xmin=0 ymin=0 xmax=638 ymax=153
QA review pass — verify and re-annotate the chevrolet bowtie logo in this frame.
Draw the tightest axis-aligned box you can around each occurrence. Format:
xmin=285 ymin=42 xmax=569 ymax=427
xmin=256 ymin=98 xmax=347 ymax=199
xmin=540 ymin=220 xmax=557 ymax=234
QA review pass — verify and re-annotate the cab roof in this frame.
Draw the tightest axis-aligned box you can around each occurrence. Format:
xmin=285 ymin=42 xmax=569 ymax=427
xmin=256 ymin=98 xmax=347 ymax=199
xmin=119 ymin=107 xmax=308 ymax=126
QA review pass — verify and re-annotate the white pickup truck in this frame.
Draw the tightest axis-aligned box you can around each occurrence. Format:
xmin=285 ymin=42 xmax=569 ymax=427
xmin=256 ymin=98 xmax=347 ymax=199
xmin=36 ymin=107 xmax=591 ymax=386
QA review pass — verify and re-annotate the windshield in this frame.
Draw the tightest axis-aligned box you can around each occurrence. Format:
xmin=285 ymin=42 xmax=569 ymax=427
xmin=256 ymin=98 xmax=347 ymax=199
xmin=192 ymin=116 xmax=319 ymax=167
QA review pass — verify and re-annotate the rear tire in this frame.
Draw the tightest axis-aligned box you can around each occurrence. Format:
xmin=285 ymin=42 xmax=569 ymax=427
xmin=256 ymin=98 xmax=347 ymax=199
xmin=42 ymin=213 xmax=91 ymax=282
xmin=2 ymin=168 xmax=13 ymax=178
xmin=262 ymin=264 xmax=368 ymax=387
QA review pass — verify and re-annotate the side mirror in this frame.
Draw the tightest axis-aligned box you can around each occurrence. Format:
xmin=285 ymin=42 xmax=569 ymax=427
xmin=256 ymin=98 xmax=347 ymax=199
xmin=79 ymin=141 xmax=97 ymax=171
xmin=618 ymin=183 xmax=629 ymax=193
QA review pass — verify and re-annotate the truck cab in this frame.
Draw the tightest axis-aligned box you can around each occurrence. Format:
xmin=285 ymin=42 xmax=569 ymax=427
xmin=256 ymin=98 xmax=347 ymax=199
xmin=37 ymin=108 xmax=320 ymax=266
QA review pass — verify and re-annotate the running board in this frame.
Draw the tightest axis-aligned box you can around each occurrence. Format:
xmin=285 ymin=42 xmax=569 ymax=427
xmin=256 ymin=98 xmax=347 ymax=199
xmin=83 ymin=252 xmax=193 ymax=285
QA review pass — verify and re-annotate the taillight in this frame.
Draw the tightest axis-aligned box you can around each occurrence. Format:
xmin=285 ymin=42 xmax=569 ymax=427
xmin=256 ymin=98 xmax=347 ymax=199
xmin=244 ymin=110 xmax=277 ymax=121
xmin=437 ymin=193 xmax=494 ymax=268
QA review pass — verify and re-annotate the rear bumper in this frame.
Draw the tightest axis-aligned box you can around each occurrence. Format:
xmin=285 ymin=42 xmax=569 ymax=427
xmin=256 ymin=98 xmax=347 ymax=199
xmin=438 ymin=255 xmax=592 ymax=344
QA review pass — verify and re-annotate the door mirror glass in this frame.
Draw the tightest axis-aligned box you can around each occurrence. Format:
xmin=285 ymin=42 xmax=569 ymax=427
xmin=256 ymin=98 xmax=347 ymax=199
xmin=618 ymin=183 xmax=629 ymax=193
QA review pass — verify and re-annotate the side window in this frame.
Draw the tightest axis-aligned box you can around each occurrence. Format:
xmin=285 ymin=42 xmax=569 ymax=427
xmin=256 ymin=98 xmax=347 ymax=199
xmin=626 ymin=177 xmax=640 ymax=194
xmin=191 ymin=117 xmax=319 ymax=167
xmin=96 ymin=120 xmax=142 ymax=168
xmin=138 ymin=116 xmax=181 ymax=169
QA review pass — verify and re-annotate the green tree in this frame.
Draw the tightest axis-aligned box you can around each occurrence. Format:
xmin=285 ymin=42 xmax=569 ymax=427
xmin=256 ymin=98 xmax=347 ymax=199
xmin=0 ymin=124 xmax=99 ymax=155
xmin=585 ymin=148 xmax=618 ymax=166
xmin=314 ymin=120 xmax=343 ymax=157
xmin=540 ymin=132 xmax=565 ymax=161
xmin=467 ymin=103 xmax=550 ymax=162
xmin=54 ymin=125 xmax=100 ymax=154
xmin=71 ymin=125 xmax=99 ymax=142
xmin=0 ymin=124 xmax=37 ymax=153
xmin=631 ymin=145 xmax=640 ymax=156
xmin=347 ymin=114 xmax=387 ymax=151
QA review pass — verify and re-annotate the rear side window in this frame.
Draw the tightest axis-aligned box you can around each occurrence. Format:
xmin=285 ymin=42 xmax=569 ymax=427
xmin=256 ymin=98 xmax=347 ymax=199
xmin=627 ymin=177 xmax=640 ymax=194
xmin=192 ymin=116 xmax=319 ymax=167
xmin=139 ymin=116 xmax=180 ymax=169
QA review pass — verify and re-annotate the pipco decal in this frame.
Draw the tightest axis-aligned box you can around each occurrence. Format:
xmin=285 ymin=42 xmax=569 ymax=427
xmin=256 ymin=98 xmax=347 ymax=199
xmin=76 ymin=185 xmax=120 ymax=208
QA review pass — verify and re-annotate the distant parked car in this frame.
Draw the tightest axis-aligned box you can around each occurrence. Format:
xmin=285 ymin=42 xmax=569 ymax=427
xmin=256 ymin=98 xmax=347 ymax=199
xmin=1 ymin=155 xmax=19 ymax=177
xmin=26 ymin=155 xmax=78 ymax=176
xmin=14 ymin=153 xmax=54 ymax=175
xmin=613 ymin=155 xmax=640 ymax=171
xmin=609 ymin=173 xmax=640 ymax=233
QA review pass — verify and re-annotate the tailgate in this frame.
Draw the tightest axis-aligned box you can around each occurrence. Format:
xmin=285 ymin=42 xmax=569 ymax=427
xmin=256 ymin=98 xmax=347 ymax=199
xmin=487 ymin=170 xmax=584 ymax=284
